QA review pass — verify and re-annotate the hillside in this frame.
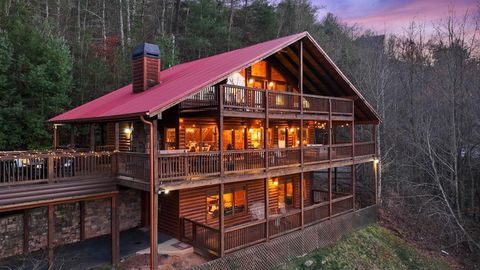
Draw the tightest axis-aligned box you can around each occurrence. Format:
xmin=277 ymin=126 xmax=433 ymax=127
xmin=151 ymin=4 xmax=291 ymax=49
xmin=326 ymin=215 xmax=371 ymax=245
xmin=277 ymin=225 xmax=451 ymax=270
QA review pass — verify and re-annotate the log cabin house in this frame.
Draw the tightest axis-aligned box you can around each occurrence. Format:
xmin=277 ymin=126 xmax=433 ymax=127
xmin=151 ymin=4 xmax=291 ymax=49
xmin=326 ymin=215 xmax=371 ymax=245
xmin=0 ymin=32 xmax=380 ymax=269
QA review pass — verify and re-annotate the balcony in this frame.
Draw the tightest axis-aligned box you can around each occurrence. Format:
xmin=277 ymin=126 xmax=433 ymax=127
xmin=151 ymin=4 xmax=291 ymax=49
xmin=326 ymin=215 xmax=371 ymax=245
xmin=117 ymin=142 xmax=375 ymax=184
xmin=180 ymin=84 xmax=354 ymax=119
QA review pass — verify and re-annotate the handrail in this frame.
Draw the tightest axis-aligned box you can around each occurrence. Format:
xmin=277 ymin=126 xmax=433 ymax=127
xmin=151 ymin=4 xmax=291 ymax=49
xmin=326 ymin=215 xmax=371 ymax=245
xmin=224 ymin=219 xmax=266 ymax=233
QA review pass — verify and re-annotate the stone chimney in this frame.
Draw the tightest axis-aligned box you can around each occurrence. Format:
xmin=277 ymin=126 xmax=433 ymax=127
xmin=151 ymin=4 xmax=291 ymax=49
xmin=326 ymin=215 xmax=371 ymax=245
xmin=132 ymin=43 xmax=160 ymax=93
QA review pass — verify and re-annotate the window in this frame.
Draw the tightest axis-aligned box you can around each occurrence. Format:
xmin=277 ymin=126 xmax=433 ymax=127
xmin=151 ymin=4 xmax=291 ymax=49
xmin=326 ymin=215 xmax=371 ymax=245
xmin=206 ymin=187 xmax=247 ymax=220
xmin=278 ymin=179 xmax=294 ymax=211
xmin=224 ymin=187 xmax=246 ymax=216
xmin=206 ymin=193 xmax=219 ymax=220
xmin=165 ymin=128 xmax=176 ymax=150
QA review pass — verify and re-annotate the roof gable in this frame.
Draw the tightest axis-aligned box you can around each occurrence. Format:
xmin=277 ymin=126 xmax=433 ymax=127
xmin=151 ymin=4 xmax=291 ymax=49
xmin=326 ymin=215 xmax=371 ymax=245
xmin=49 ymin=32 xmax=380 ymax=123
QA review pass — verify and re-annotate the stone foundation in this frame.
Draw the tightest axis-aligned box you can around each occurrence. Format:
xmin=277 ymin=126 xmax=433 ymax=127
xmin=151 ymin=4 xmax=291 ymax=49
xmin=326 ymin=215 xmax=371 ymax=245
xmin=0 ymin=188 xmax=142 ymax=259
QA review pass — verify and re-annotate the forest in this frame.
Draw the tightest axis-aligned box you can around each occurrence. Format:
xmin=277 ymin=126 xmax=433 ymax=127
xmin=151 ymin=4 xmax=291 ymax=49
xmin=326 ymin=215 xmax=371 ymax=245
xmin=0 ymin=0 xmax=479 ymax=267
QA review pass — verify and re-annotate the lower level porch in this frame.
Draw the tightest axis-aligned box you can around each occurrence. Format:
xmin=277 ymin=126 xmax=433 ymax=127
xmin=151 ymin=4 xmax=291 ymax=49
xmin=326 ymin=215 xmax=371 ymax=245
xmin=157 ymin=162 xmax=376 ymax=257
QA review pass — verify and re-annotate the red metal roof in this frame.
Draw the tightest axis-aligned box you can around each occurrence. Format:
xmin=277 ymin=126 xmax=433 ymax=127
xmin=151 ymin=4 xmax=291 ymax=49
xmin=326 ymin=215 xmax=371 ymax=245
xmin=49 ymin=32 xmax=307 ymax=122
xmin=49 ymin=32 xmax=380 ymax=123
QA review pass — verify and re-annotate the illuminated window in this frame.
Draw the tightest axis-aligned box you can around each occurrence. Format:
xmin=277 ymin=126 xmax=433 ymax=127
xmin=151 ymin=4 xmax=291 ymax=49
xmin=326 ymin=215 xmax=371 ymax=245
xmin=278 ymin=179 xmax=294 ymax=210
xmin=206 ymin=187 xmax=247 ymax=219
xmin=249 ymin=128 xmax=263 ymax=149
xmin=206 ymin=193 xmax=219 ymax=220
xmin=224 ymin=187 xmax=246 ymax=216
xmin=251 ymin=61 xmax=267 ymax=78
xmin=165 ymin=128 xmax=176 ymax=150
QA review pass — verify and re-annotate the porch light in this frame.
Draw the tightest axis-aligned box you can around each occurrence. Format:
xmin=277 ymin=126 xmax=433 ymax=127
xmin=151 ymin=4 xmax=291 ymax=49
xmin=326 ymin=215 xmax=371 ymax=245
xmin=124 ymin=127 xmax=133 ymax=135
xmin=289 ymin=127 xmax=295 ymax=133
xmin=248 ymin=78 xmax=254 ymax=85
xmin=158 ymin=189 xmax=170 ymax=195
xmin=374 ymin=158 xmax=380 ymax=164
xmin=268 ymin=81 xmax=274 ymax=88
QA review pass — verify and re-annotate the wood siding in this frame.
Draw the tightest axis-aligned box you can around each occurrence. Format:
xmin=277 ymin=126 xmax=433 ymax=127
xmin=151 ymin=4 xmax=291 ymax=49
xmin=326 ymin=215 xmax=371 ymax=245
xmin=159 ymin=190 xmax=180 ymax=238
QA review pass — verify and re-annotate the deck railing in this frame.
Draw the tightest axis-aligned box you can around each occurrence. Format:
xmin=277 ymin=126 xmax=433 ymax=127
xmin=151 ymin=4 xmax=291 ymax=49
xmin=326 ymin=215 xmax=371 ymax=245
xmin=223 ymin=149 xmax=265 ymax=172
xmin=331 ymin=144 xmax=353 ymax=160
xmin=0 ymin=140 xmax=375 ymax=185
xmin=268 ymin=148 xmax=301 ymax=167
xmin=303 ymin=145 xmax=329 ymax=164
xmin=223 ymin=85 xmax=265 ymax=111
xmin=268 ymin=209 xmax=302 ymax=237
xmin=354 ymin=142 xmax=376 ymax=157
xmin=180 ymin=84 xmax=354 ymax=116
xmin=0 ymin=151 xmax=112 ymax=186
xmin=181 ymin=218 xmax=220 ymax=255
xmin=224 ymin=220 xmax=266 ymax=252
xmin=304 ymin=202 xmax=329 ymax=225
xmin=268 ymin=91 xmax=301 ymax=112
xmin=117 ymin=152 xmax=149 ymax=182
xmin=302 ymin=94 xmax=330 ymax=114
xmin=180 ymin=86 xmax=218 ymax=110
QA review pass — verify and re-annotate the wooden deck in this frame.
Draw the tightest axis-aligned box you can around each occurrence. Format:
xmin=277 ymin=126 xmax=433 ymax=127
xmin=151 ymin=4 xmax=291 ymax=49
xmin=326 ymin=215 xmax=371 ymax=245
xmin=179 ymin=194 xmax=354 ymax=256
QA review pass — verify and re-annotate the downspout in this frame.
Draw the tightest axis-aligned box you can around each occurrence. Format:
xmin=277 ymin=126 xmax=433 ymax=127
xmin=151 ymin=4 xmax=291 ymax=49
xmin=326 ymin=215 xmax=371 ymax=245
xmin=140 ymin=115 xmax=158 ymax=270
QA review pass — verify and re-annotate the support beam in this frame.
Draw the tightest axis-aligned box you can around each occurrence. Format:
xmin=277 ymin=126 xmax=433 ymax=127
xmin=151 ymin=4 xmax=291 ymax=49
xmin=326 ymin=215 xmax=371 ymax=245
xmin=114 ymin=122 xmax=120 ymax=151
xmin=265 ymin=178 xmax=270 ymax=241
xmin=89 ymin=124 xmax=95 ymax=152
xmin=53 ymin=125 xmax=58 ymax=149
xmin=70 ymin=124 xmax=75 ymax=149
xmin=328 ymin=99 xmax=333 ymax=218
xmin=351 ymin=102 xmax=356 ymax=211
xmin=80 ymin=201 xmax=86 ymax=241
xmin=299 ymin=40 xmax=305 ymax=229
xmin=111 ymin=194 xmax=120 ymax=266
xmin=48 ymin=204 xmax=54 ymax=268
xmin=23 ymin=210 xmax=29 ymax=253
xmin=219 ymin=183 xmax=225 ymax=257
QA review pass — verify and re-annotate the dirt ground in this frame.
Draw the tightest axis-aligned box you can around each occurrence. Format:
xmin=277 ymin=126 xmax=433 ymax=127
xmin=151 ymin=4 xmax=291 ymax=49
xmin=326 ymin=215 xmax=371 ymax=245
xmin=119 ymin=253 xmax=206 ymax=270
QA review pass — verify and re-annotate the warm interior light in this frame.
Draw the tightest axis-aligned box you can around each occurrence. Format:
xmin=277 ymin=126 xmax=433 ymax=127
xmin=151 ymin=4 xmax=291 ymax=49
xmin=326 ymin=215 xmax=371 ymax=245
xmin=248 ymin=78 xmax=254 ymax=85
xmin=268 ymin=81 xmax=274 ymax=88
xmin=124 ymin=127 xmax=132 ymax=134
xmin=289 ymin=127 xmax=295 ymax=133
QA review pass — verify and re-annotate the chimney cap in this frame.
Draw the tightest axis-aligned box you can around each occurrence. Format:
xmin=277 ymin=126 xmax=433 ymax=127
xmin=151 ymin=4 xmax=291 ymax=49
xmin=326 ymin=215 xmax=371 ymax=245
xmin=132 ymin=43 xmax=160 ymax=59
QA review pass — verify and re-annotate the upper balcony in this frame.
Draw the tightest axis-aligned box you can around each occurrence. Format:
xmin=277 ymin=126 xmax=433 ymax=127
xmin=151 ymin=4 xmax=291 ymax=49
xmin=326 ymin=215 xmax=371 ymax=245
xmin=179 ymin=84 xmax=354 ymax=121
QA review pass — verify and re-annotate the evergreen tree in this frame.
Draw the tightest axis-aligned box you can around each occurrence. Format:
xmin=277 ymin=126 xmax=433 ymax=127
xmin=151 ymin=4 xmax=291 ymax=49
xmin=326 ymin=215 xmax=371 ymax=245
xmin=0 ymin=3 xmax=72 ymax=150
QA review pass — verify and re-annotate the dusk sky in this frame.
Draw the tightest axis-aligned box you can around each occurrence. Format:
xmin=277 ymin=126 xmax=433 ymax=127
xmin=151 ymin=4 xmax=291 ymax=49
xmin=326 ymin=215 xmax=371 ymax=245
xmin=315 ymin=0 xmax=478 ymax=34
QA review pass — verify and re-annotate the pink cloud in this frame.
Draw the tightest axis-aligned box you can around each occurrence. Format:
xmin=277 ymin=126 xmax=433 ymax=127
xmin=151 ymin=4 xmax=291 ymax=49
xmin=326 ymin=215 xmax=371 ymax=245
xmin=320 ymin=0 xmax=478 ymax=34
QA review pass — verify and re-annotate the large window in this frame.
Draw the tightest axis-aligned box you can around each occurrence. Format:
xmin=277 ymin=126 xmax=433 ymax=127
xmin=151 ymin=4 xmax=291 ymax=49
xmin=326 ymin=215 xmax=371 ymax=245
xmin=206 ymin=186 xmax=247 ymax=221
xmin=278 ymin=179 xmax=293 ymax=211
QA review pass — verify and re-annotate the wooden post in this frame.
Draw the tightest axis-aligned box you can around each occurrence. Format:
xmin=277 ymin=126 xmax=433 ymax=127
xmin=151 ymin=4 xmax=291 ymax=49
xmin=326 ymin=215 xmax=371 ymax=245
xmin=48 ymin=204 xmax=54 ymax=268
xmin=351 ymin=102 xmax=355 ymax=211
xmin=264 ymin=89 xmax=269 ymax=170
xmin=328 ymin=99 xmax=333 ymax=218
xmin=111 ymin=194 xmax=120 ymax=266
xmin=114 ymin=122 xmax=120 ymax=151
xmin=299 ymin=40 xmax=305 ymax=229
xmin=80 ymin=201 xmax=86 ymax=241
xmin=218 ymin=85 xmax=225 ymax=257
xmin=53 ymin=124 xmax=58 ymax=149
xmin=89 ymin=124 xmax=95 ymax=152
xmin=219 ymin=85 xmax=224 ymax=176
xmin=265 ymin=178 xmax=269 ymax=241
xmin=70 ymin=124 xmax=75 ymax=149
xmin=23 ymin=210 xmax=29 ymax=253
xmin=48 ymin=156 xmax=54 ymax=183
xmin=219 ymin=183 xmax=225 ymax=257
